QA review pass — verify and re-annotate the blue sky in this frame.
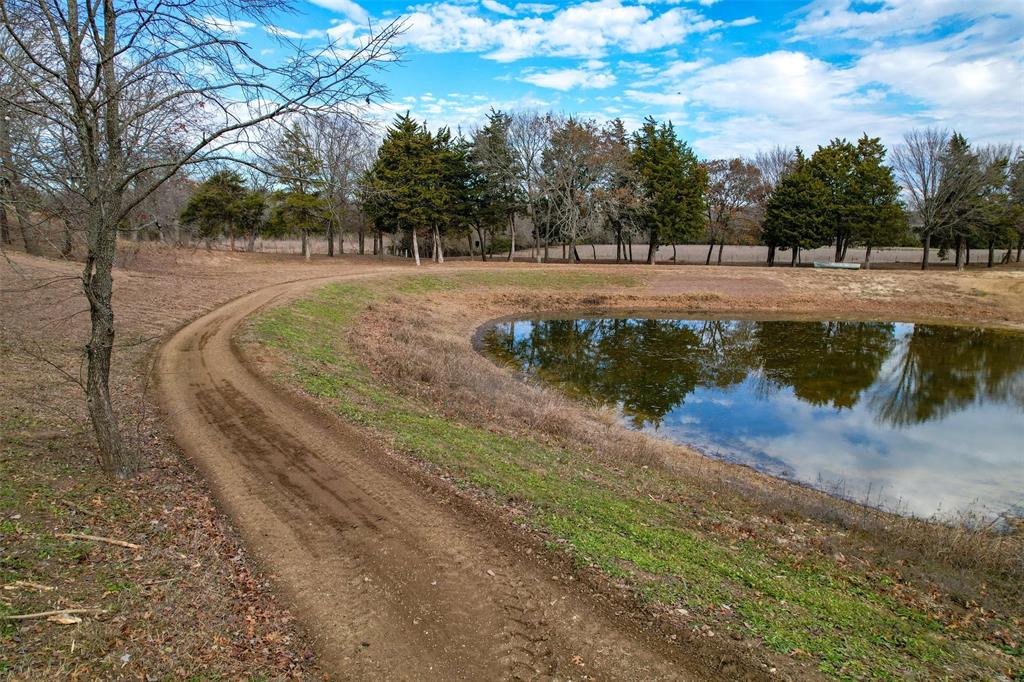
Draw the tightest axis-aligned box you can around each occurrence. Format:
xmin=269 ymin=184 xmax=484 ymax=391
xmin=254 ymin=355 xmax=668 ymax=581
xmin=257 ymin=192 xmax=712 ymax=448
xmin=227 ymin=0 xmax=1022 ymax=157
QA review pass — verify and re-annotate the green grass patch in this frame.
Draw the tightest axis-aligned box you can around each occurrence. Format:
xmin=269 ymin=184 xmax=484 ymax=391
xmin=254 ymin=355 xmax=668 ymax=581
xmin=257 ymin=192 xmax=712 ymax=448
xmin=248 ymin=271 xmax=982 ymax=680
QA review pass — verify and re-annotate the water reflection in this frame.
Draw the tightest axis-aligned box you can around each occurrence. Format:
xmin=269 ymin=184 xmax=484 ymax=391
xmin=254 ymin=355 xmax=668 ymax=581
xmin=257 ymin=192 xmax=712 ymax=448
xmin=482 ymin=318 xmax=1024 ymax=519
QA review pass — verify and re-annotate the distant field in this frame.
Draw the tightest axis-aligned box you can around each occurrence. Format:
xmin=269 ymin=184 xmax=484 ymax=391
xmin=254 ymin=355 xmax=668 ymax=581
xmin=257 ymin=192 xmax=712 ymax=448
xmin=514 ymin=243 xmax=1006 ymax=265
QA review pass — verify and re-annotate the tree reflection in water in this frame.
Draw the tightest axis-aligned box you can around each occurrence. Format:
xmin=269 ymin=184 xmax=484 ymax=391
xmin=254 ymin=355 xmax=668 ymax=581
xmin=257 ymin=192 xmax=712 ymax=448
xmin=482 ymin=318 xmax=1024 ymax=429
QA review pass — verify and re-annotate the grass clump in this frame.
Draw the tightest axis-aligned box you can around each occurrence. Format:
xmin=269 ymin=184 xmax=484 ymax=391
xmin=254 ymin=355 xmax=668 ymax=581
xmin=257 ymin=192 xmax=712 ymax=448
xmin=249 ymin=272 xmax=1021 ymax=681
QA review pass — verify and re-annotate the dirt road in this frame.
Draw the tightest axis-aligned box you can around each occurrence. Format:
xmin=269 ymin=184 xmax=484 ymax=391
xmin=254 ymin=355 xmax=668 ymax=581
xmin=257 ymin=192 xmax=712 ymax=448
xmin=155 ymin=274 xmax=720 ymax=681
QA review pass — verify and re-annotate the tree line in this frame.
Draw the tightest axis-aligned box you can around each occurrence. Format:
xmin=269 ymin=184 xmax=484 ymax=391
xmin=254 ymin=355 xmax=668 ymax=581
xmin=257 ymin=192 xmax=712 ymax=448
xmin=178 ymin=110 xmax=1023 ymax=270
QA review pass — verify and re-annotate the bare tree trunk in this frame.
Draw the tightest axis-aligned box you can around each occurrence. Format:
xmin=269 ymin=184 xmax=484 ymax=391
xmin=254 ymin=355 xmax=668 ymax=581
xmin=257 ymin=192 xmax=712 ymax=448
xmin=327 ymin=224 xmax=335 ymax=257
xmin=0 ymin=201 xmax=9 ymax=245
xmin=475 ymin=225 xmax=487 ymax=262
xmin=83 ymin=213 xmax=136 ymax=476
xmin=864 ymin=243 xmax=872 ymax=270
xmin=358 ymin=225 xmax=365 ymax=255
xmin=840 ymin=239 xmax=849 ymax=262
xmin=767 ymin=244 xmax=775 ymax=266
xmin=506 ymin=214 xmax=515 ymax=262
xmin=672 ymin=244 xmax=677 ymax=262
xmin=955 ymin=235 xmax=965 ymax=271
xmin=988 ymin=240 xmax=995 ymax=268
xmin=834 ymin=237 xmax=843 ymax=262
xmin=0 ymin=111 xmax=17 ymax=246
xmin=434 ymin=226 xmax=444 ymax=264
xmin=615 ymin=233 xmax=622 ymax=262
xmin=705 ymin=241 xmax=714 ymax=265
xmin=411 ymin=226 xmax=420 ymax=266
xmin=646 ymin=230 xmax=658 ymax=265
xmin=921 ymin=233 xmax=931 ymax=270
xmin=61 ymin=220 xmax=73 ymax=258
xmin=965 ymin=242 xmax=971 ymax=267
xmin=16 ymin=209 xmax=42 ymax=256
xmin=301 ymin=229 xmax=311 ymax=260
xmin=467 ymin=233 xmax=474 ymax=258
xmin=247 ymin=227 xmax=257 ymax=252
xmin=627 ymin=235 xmax=633 ymax=262
xmin=229 ymin=226 xmax=236 ymax=252
xmin=717 ymin=242 xmax=724 ymax=265
xmin=1017 ymin=238 xmax=1022 ymax=263
xmin=562 ymin=242 xmax=566 ymax=260
xmin=791 ymin=247 xmax=799 ymax=267
xmin=591 ymin=243 xmax=597 ymax=261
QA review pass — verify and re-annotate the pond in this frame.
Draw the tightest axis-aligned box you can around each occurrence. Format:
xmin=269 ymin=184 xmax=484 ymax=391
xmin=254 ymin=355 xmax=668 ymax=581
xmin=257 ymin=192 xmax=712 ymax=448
xmin=480 ymin=317 xmax=1024 ymax=521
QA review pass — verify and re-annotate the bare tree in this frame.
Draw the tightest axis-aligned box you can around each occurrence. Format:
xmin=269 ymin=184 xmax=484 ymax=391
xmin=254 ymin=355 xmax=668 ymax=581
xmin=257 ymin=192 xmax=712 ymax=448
xmin=752 ymin=146 xmax=796 ymax=199
xmin=597 ymin=118 xmax=645 ymax=263
xmin=309 ymin=113 xmax=376 ymax=256
xmin=540 ymin=117 xmax=607 ymax=262
xmin=703 ymin=158 xmax=761 ymax=265
xmin=0 ymin=0 xmax=401 ymax=476
xmin=508 ymin=111 xmax=556 ymax=262
xmin=892 ymin=128 xmax=949 ymax=270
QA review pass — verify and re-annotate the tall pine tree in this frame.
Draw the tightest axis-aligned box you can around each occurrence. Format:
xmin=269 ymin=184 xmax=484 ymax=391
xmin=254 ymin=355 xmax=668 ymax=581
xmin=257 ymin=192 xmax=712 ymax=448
xmin=762 ymin=150 xmax=830 ymax=266
xmin=631 ymin=117 xmax=705 ymax=264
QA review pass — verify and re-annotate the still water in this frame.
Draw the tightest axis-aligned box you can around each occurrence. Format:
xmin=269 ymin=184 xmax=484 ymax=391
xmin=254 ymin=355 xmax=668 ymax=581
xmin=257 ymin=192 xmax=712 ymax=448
xmin=481 ymin=318 xmax=1024 ymax=520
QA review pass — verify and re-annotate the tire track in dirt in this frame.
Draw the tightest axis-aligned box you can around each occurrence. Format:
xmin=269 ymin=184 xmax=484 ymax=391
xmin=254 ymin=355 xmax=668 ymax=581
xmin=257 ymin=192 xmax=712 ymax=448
xmin=155 ymin=274 xmax=733 ymax=681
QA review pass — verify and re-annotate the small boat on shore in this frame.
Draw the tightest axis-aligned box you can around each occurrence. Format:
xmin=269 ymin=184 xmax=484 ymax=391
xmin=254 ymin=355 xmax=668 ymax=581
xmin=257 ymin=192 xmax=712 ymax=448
xmin=813 ymin=262 xmax=861 ymax=270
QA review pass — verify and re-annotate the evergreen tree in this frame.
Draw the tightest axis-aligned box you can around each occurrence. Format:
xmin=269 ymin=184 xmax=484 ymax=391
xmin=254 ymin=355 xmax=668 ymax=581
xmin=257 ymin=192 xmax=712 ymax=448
xmin=361 ymin=113 xmax=473 ymax=265
xmin=236 ymin=190 xmax=267 ymax=252
xmin=975 ymin=153 xmax=1015 ymax=267
xmin=362 ymin=113 xmax=431 ymax=264
xmin=1009 ymin=154 xmax=1024 ymax=263
xmin=269 ymin=123 xmax=328 ymax=259
xmin=936 ymin=133 xmax=985 ymax=270
xmin=631 ymin=117 xmax=706 ymax=264
xmin=180 ymin=169 xmax=246 ymax=249
xmin=809 ymin=138 xmax=859 ymax=262
xmin=848 ymin=135 xmax=906 ymax=269
xmin=762 ymin=150 xmax=830 ymax=266
xmin=470 ymin=110 xmax=522 ymax=260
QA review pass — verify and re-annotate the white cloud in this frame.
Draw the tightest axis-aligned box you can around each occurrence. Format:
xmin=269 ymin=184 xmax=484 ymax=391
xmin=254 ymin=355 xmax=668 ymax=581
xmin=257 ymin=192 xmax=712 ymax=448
xmin=326 ymin=21 xmax=361 ymax=43
xmin=264 ymin=25 xmax=327 ymax=40
xmin=514 ymin=2 xmax=557 ymax=13
xmin=729 ymin=15 xmax=759 ymax=28
xmin=308 ymin=0 xmax=370 ymax=24
xmin=389 ymin=92 xmax=555 ymax=131
xmin=625 ymin=89 xmax=687 ymax=106
xmin=396 ymin=0 xmax=731 ymax=62
xmin=482 ymin=0 xmax=518 ymax=16
xmin=201 ymin=16 xmax=256 ymax=35
xmin=791 ymin=0 xmax=1024 ymax=42
xmin=520 ymin=65 xmax=618 ymax=90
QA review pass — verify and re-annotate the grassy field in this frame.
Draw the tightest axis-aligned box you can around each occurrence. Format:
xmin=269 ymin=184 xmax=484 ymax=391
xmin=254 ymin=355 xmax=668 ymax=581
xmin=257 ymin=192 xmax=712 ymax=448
xmin=248 ymin=270 xmax=1022 ymax=681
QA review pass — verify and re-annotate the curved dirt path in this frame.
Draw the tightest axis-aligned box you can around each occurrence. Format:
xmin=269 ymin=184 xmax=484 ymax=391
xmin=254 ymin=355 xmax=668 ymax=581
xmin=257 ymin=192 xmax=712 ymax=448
xmin=155 ymin=273 xmax=729 ymax=681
